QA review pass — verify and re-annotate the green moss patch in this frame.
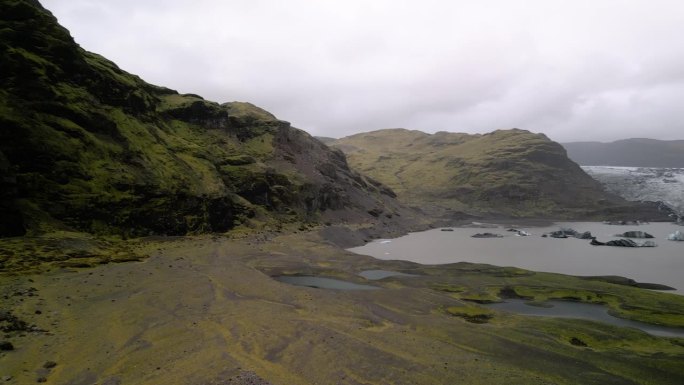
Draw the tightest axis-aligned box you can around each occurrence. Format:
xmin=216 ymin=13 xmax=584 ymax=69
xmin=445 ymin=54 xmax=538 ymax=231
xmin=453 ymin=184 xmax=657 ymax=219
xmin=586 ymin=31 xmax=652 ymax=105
xmin=445 ymin=305 xmax=495 ymax=323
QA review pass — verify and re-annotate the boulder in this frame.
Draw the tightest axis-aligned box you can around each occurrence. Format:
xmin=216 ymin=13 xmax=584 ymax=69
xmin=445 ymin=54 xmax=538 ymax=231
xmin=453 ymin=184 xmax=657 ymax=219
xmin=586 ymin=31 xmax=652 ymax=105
xmin=590 ymin=238 xmax=605 ymax=246
xmin=546 ymin=229 xmax=591 ymax=239
xmin=507 ymin=229 xmax=530 ymax=236
xmin=591 ymin=238 xmax=637 ymax=247
xmin=471 ymin=232 xmax=503 ymax=238
xmin=618 ymin=231 xmax=654 ymax=239
xmin=606 ymin=239 xmax=639 ymax=247
xmin=0 ymin=341 xmax=14 ymax=351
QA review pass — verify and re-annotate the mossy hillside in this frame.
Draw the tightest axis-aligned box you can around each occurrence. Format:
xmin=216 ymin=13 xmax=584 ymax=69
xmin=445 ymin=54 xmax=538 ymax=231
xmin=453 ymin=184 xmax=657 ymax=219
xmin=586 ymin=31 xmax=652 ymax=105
xmin=331 ymin=128 xmax=669 ymax=219
xmin=0 ymin=0 xmax=407 ymax=238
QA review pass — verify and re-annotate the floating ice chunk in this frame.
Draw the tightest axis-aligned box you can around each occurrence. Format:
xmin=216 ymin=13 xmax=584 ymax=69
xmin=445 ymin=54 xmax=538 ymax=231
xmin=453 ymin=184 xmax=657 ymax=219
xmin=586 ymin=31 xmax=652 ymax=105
xmin=668 ymin=230 xmax=684 ymax=241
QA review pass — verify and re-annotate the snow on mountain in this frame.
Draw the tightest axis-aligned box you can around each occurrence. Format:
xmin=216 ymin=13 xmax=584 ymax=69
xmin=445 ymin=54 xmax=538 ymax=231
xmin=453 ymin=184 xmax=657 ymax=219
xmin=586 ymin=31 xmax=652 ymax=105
xmin=582 ymin=166 xmax=684 ymax=218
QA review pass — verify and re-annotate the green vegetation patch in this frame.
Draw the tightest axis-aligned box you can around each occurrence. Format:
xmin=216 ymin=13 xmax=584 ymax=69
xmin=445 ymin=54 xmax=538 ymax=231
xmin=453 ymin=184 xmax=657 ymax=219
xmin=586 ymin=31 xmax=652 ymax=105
xmin=445 ymin=305 xmax=495 ymax=323
xmin=426 ymin=263 xmax=684 ymax=329
xmin=499 ymin=284 xmax=684 ymax=327
xmin=0 ymin=231 xmax=147 ymax=273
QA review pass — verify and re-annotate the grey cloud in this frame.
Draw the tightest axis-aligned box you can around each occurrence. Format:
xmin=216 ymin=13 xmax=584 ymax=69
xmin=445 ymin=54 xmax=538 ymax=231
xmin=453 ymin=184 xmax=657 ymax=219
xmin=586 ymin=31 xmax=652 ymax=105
xmin=41 ymin=0 xmax=684 ymax=142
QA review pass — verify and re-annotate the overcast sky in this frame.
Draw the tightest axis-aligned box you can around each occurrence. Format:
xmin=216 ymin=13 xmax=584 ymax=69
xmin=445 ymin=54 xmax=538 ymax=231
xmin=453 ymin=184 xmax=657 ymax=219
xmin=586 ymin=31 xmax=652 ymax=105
xmin=41 ymin=0 xmax=684 ymax=142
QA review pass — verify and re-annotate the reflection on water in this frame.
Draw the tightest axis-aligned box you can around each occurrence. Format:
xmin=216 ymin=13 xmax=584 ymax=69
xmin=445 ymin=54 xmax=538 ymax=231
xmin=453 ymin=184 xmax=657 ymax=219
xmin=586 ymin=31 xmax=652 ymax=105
xmin=350 ymin=222 xmax=684 ymax=293
xmin=485 ymin=299 xmax=684 ymax=338
xmin=274 ymin=276 xmax=379 ymax=290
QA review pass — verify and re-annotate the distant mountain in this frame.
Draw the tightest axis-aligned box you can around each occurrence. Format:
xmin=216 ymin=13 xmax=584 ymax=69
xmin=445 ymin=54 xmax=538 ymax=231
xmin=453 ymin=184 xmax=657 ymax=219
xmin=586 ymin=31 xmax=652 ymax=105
xmin=0 ymin=0 xmax=408 ymax=237
xmin=330 ymin=129 xmax=669 ymax=219
xmin=562 ymin=139 xmax=684 ymax=167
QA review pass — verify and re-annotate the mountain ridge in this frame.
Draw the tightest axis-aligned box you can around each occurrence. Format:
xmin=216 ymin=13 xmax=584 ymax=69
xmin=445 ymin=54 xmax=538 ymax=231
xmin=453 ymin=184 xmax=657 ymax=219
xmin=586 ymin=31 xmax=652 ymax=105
xmin=563 ymin=138 xmax=684 ymax=167
xmin=331 ymin=128 xmax=671 ymax=220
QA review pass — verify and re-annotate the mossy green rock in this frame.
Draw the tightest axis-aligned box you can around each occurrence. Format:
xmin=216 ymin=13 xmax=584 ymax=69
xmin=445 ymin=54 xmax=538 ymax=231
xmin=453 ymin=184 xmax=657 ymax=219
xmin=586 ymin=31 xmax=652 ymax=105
xmin=331 ymin=128 xmax=671 ymax=219
xmin=0 ymin=0 xmax=402 ymax=237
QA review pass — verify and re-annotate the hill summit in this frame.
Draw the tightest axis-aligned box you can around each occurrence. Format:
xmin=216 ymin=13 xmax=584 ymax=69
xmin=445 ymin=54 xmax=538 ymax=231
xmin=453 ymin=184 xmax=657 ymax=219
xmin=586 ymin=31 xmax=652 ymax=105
xmin=331 ymin=128 xmax=668 ymax=219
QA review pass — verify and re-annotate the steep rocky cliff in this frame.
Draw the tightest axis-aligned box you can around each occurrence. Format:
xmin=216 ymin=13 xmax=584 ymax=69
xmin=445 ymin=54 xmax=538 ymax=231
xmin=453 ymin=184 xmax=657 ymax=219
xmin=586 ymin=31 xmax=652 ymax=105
xmin=0 ymin=0 xmax=406 ymax=237
xmin=331 ymin=128 xmax=670 ymax=219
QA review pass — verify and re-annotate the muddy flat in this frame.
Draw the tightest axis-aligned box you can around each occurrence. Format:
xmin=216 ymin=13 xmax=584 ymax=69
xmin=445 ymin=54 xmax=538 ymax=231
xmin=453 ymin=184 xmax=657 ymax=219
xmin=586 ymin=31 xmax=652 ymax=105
xmin=2 ymin=230 xmax=684 ymax=385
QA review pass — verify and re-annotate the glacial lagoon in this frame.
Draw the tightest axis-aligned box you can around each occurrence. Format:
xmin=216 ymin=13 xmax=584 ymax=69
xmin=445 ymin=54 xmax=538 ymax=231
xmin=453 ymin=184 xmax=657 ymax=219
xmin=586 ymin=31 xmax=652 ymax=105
xmin=350 ymin=222 xmax=684 ymax=294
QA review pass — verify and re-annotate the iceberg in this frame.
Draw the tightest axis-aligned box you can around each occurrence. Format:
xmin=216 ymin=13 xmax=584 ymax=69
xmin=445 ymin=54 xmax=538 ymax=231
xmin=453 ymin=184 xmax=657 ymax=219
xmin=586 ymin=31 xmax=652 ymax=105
xmin=667 ymin=230 xmax=684 ymax=241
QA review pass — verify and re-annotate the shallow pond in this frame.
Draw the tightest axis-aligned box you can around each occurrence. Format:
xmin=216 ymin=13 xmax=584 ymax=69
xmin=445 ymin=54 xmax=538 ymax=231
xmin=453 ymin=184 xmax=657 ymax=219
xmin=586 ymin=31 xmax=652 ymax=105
xmin=358 ymin=270 xmax=417 ymax=280
xmin=485 ymin=299 xmax=684 ymax=338
xmin=350 ymin=222 xmax=684 ymax=293
xmin=274 ymin=276 xmax=379 ymax=290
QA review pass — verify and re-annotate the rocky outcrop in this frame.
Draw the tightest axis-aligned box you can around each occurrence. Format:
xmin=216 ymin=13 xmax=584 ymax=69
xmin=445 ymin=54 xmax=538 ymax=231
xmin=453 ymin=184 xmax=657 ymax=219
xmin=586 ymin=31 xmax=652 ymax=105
xmin=0 ymin=0 xmax=409 ymax=237
xmin=0 ymin=151 xmax=25 ymax=236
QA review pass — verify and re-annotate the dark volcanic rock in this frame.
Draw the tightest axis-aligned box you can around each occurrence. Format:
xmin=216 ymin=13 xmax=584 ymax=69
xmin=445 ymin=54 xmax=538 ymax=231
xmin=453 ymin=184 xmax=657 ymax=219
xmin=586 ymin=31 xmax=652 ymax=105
xmin=219 ymin=371 xmax=274 ymax=385
xmin=591 ymin=238 xmax=656 ymax=247
xmin=0 ymin=341 xmax=14 ymax=351
xmin=0 ymin=310 xmax=29 ymax=333
xmin=545 ymin=228 xmax=593 ymax=239
xmin=569 ymin=337 xmax=588 ymax=347
xmin=618 ymin=231 xmax=654 ymax=239
xmin=471 ymin=232 xmax=503 ymax=238
xmin=607 ymin=239 xmax=638 ymax=247
xmin=548 ymin=231 xmax=569 ymax=238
